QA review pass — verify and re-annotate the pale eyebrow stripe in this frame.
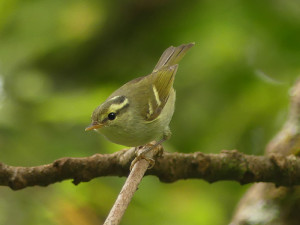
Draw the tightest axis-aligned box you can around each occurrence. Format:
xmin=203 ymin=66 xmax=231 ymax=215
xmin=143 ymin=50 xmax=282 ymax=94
xmin=108 ymin=97 xmax=129 ymax=112
xmin=108 ymin=95 xmax=126 ymax=104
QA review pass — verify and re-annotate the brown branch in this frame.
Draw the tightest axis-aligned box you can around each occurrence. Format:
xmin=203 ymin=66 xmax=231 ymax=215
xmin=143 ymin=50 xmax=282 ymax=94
xmin=0 ymin=147 xmax=300 ymax=190
xmin=230 ymin=79 xmax=300 ymax=224
xmin=104 ymin=147 xmax=155 ymax=225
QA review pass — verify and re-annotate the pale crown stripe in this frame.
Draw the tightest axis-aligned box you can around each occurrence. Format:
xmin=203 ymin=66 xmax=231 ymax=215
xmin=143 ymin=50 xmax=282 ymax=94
xmin=108 ymin=96 xmax=121 ymax=101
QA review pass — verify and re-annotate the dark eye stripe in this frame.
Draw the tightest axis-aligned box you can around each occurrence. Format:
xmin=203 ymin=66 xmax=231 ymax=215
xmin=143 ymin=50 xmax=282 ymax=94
xmin=98 ymin=96 xmax=130 ymax=124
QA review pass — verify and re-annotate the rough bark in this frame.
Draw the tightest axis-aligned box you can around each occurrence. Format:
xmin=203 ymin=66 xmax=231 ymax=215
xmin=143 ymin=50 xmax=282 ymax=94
xmin=1 ymin=148 xmax=300 ymax=190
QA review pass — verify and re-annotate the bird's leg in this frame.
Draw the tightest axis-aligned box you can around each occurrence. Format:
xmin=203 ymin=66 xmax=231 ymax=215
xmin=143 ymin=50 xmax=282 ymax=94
xmin=130 ymin=129 xmax=171 ymax=170
xmin=141 ymin=127 xmax=171 ymax=155
xmin=130 ymin=143 xmax=156 ymax=171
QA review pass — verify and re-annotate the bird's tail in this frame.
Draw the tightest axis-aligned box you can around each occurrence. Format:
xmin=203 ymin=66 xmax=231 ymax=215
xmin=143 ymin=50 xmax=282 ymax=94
xmin=153 ymin=42 xmax=195 ymax=72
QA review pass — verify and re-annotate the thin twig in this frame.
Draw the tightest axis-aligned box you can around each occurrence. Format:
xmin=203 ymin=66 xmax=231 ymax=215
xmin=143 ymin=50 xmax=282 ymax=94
xmin=103 ymin=154 xmax=149 ymax=225
xmin=104 ymin=146 xmax=161 ymax=225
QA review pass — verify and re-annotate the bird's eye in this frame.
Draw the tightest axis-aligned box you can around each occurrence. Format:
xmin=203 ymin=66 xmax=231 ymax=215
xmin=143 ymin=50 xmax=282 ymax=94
xmin=108 ymin=112 xmax=116 ymax=120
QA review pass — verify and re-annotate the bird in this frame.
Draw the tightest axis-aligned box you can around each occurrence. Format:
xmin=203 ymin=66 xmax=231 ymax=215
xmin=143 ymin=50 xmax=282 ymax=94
xmin=86 ymin=43 xmax=194 ymax=165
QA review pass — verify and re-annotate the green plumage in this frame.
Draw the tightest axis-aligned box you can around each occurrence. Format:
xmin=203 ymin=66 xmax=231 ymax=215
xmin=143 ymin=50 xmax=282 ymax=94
xmin=87 ymin=43 xmax=194 ymax=147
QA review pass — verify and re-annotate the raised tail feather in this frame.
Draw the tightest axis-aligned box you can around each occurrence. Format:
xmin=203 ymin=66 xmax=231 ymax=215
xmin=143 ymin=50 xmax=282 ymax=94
xmin=153 ymin=42 xmax=195 ymax=72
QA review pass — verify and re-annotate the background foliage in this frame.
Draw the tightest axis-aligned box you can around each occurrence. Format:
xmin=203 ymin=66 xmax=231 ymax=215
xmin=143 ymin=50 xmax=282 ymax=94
xmin=0 ymin=0 xmax=300 ymax=224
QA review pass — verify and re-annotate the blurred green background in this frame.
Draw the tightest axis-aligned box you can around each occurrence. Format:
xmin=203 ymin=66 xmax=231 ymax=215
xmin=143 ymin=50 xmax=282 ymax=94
xmin=0 ymin=0 xmax=300 ymax=224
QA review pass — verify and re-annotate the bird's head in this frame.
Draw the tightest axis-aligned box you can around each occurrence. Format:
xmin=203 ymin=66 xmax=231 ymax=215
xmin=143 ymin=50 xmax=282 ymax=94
xmin=85 ymin=95 xmax=130 ymax=131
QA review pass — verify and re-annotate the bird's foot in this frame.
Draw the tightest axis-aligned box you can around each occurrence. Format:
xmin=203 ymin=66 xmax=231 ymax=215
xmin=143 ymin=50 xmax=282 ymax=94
xmin=130 ymin=143 xmax=162 ymax=171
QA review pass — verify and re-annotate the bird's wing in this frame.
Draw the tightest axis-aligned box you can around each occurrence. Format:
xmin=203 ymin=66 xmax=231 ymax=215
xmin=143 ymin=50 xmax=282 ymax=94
xmin=145 ymin=65 xmax=177 ymax=121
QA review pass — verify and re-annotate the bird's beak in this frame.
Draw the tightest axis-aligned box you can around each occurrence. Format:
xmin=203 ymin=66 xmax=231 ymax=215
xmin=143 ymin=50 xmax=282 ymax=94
xmin=85 ymin=122 xmax=103 ymax=131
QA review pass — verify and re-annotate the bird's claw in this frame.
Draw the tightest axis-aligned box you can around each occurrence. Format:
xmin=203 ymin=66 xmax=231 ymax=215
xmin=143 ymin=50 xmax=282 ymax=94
xmin=130 ymin=145 xmax=157 ymax=171
xmin=130 ymin=153 xmax=155 ymax=171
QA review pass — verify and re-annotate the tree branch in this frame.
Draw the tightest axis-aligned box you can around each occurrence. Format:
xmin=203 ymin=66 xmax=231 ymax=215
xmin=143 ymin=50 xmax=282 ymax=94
xmin=230 ymin=78 xmax=300 ymax=224
xmin=104 ymin=147 xmax=156 ymax=225
xmin=1 ymin=148 xmax=300 ymax=190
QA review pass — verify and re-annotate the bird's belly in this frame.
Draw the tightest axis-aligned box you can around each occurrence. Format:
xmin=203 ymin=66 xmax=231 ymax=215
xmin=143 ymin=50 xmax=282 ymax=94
xmin=99 ymin=121 xmax=162 ymax=147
